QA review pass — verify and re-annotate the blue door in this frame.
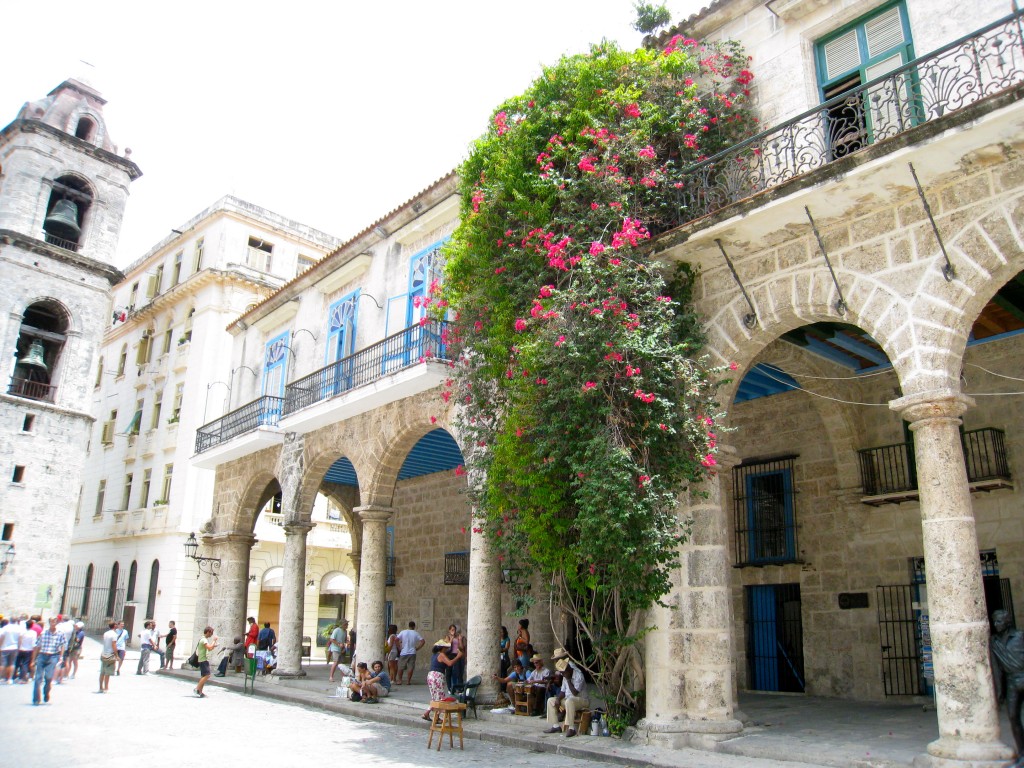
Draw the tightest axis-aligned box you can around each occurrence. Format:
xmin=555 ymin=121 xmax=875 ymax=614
xmin=746 ymin=584 xmax=805 ymax=693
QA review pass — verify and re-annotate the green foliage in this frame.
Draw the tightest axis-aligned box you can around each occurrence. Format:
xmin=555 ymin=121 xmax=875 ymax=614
xmin=632 ymin=1 xmax=672 ymax=34
xmin=437 ymin=37 xmax=753 ymax=717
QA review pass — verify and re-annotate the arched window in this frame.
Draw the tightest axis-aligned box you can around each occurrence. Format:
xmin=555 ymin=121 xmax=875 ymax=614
xmin=74 ymin=117 xmax=95 ymax=141
xmin=107 ymin=562 xmax=120 ymax=617
xmin=42 ymin=175 xmax=92 ymax=251
xmin=145 ymin=560 xmax=159 ymax=620
xmin=8 ymin=300 xmax=69 ymax=403
xmin=126 ymin=560 xmax=137 ymax=602
xmin=117 ymin=344 xmax=128 ymax=376
xmin=82 ymin=563 xmax=94 ymax=617
xmin=183 ymin=308 xmax=195 ymax=343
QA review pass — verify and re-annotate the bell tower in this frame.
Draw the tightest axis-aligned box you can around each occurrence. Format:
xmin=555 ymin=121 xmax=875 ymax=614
xmin=0 ymin=79 xmax=141 ymax=614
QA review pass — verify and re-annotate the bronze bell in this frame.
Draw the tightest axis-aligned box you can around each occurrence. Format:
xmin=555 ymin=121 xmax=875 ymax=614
xmin=44 ymin=199 xmax=81 ymax=241
xmin=16 ymin=339 xmax=48 ymax=372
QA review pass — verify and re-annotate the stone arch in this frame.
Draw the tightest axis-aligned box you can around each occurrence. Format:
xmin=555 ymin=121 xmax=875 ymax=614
xmin=365 ymin=406 xmax=466 ymax=508
xmin=214 ymin=464 xmax=281 ymax=536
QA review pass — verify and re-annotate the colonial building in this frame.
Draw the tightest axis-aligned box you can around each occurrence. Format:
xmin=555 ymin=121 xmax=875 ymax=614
xmin=67 ymin=196 xmax=343 ymax=654
xmin=0 ymin=79 xmax=139 ymax=613
xmin=191 ymin=0 xmax=1024 ymax=765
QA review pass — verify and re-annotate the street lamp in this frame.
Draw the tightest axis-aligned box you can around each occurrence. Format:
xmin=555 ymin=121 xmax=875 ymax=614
xmin=184 ymin=532 xmax=221 ymax=576
xmin=0 ymin=543 xmax=14 ymax=576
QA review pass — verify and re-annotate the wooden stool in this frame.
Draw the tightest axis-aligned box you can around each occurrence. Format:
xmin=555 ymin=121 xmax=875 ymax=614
xmin=569 ymin=708 xmax=591 ymax=735
xmin=513 ymin=683 xmax=532 ymax=716
xmin=427 ymin=701 xmax=466 ymax=750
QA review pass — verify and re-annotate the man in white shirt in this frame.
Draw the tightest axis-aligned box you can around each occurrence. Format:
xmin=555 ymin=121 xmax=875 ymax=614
xmin=53 ymin=614 xmax=75 ymax=684
xmin=0 ymin=619 xmax=19 ymax=684
xmin=543 ymin=649 xmax=590 ymax=737
xmin=99 ymin=620 xmax=118 ymax=693
xmin=16 ymin=619 xmax=37 ymax=683
xmin=137 ymin=620 xmax=156 ymax=675
xmin=114 ymin=621 xmax=129 ymax=675
xmin=395 ymin=621 xmax=424 ymax=686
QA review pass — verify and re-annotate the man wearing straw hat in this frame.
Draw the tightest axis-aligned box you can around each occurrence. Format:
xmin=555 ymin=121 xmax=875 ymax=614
xmin=542 ymin=648 xmax=589 ymax=737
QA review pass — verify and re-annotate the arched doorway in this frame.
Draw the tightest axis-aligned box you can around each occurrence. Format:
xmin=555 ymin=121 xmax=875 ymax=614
xmin=259 ymin=566 xmax=283 ymax=631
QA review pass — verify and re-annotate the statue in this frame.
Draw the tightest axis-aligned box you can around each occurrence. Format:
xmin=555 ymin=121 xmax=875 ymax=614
xmin=990 ymin=609 xmax=1024 ymax=765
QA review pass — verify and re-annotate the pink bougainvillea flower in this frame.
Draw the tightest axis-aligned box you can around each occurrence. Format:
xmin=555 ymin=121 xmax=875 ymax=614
xmin=516 ymin=427 xmax=524 ymax=437
xmin=555 ymin=335 xmax=566 ymax=347
xmin=578 ymin=155 xmax=598 ymax=172
xmin=454 ymin=465 xmax=467 ymax=476
xmin=418 ymin=316 xmax=429 ymax=327
xmin=638 ymin=145 xmax=656 ymax=159
xmin=590 ymin=202 xmax=601 ymax=210
xmin=460 ymin=526 xmax=466 ymax=534
xmin=659 ymin=423 xmax=668 ymax=430
xmin=441 ymin=390 xmax=452 ymax=403
xmin=589 ymin=242 xmax=606 ymax=256
xmin=430 ymin=415 xmax=438 ymax=424
xmin=582 ymin=381 xmax=597 ymax=391
xmin=493 ymin=111 xmax=509 ymax=136
xmin=514 ymin=318 xmax=528 ymax=332
xmin=494 ymin=266 xmax=507 ymax=274
xmin=609 ymin=257 xmax=621 ymax=266
xmin=729 ymin=361 xmax=739 ymax=370
xmin=539 ymin=284 xmax=553 ymax=298
xmin=624 ymin=103 xmax=641 ymax=118
xmin=701 ymin=454 xmax=717 ymax=468
xmin=588 ymin=563 xmax=596 ymax=575
xmin=638 ymin=474 xmax=651 ymax=486
xmin=684 ymin=134 xmax=698 ymax=149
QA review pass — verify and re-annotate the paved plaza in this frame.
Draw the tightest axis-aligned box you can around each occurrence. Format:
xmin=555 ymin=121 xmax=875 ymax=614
xmin=3 ymin=638 xmax=1018 ymax=768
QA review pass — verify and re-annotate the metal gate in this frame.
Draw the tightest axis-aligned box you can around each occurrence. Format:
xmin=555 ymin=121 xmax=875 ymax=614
xmin=746 ymin=583 xmax=805 ymax=692
xmin=876 ymin=584 xmax=923 ymax=696
xmin=61 ymin=564 xmax=126 ymax=633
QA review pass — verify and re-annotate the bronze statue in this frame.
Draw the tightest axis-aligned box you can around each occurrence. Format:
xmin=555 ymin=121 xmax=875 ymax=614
xmin=990 ymin=609 xmax=1024 ymax=764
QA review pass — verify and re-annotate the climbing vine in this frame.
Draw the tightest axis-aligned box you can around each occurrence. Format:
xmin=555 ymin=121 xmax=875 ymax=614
xmin=435 ymin=36 xmax=755 ymax=718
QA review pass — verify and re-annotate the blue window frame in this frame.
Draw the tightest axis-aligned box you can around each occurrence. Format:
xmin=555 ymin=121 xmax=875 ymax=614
xmin=815 ymin=2 xmax=915 ymax=155
xmin=262 ymin=331 xmax=290 ymax=404
xmin=324 ymin=291 xmax=359 ymax=395
xmin=383 ymin=240 xmax=447 ymax=373
xmin=734 ymin=457 xmax=798 ymax=566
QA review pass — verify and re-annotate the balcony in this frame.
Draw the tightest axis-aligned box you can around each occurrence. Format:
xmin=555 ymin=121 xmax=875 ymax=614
xmin=193 ymin=322 xmax=451 ymax=465
xmin=7 ymin=377 xmax=56 ymax=403
xmin=43 ymin=232 xmax=80 ymax=252
xmin=386 ymin=556 xmax=396 ymax=587
xmin=858 ymin=427 xmax=1012 ymax=505
xmin=673 ymin=10 xmax=1024 ymax=227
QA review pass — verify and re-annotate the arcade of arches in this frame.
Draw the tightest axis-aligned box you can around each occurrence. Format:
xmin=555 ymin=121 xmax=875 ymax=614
xmin=201 ymin=167 xmax=1024 ymax=765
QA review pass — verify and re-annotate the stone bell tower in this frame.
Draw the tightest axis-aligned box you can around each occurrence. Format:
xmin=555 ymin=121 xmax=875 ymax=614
xmin=0 ymin=79 xmax=141 ymax=614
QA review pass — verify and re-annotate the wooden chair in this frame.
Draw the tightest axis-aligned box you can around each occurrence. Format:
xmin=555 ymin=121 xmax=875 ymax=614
xmin=427 ymin=700 xmax=467 ymax=750
xmin=513 ymin=683 xmax=532 ymax=716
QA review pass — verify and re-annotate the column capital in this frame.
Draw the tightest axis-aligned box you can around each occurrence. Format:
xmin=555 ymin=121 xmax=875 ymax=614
xmin=889 ymin=390 xmax=975 ymax=425
xmin=282 ymin=521 xmax=315 ymax=536
xmin=354 ymin=505 xmax=394 ymax=524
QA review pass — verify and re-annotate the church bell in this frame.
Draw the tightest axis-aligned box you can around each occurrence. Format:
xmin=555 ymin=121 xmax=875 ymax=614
xmin=43 ymin=199 xmax=82 ymax=241
xmin=17 ymin=339 xmax=48 ymax=372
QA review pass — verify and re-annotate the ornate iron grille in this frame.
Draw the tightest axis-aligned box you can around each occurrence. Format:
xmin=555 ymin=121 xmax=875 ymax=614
xmin=283 ymin=321 xmax=449 ymax=416
xmin=675 ymin=9 xmax=1024 ymax=223
xmin=444 ymin=551 xmax=469 ymax=585
xmin=194 ymin=395 xmax=283 ymax=453
xmin=876 ymin=584 xmax=925 ymax=696
xmin=733 ymin=456 xmax=799 ymax=566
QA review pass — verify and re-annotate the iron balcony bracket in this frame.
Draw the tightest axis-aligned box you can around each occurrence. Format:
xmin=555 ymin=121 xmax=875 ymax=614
xmin=805 ymin=207 xmax=848 ymax=315
xmin=909 ymin=163 xmax=956 ymax=282
xmin=715 ymin=239 xmax=758 ymax=329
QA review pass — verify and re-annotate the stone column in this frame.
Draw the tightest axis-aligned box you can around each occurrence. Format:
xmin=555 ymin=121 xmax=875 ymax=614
xmin=354 ymin=505 xmax=392 ymax=666
xmin=467 ymin=515 xmax=501 ymax=704
xmin=204 ymin=533 xmax=255 ymax=641
xmin=891 ymin=392 xmax=1013 ymax=767
xmin=347 ymin=551 xmax=361 ymax=628
xmin=274 ymin=521 xmax=314 ymax=679
xmin=639 ymin=447 xmax=742 ymax=749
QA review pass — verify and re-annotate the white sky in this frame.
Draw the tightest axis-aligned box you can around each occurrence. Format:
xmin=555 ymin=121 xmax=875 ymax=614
xmin=0 ymin=1 xmax=704 ymax=268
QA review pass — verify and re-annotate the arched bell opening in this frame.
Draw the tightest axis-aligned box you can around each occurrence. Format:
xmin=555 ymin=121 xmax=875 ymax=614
xmin=8 ymin=300 xmax=69 ymax=403
xmin=42 ymin=175 xmax=92 ymax=251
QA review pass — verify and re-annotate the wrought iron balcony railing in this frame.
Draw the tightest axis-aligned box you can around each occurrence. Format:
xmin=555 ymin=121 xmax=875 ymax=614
xmin=282 ymin=320 xmax=448 ymax=417
xmin=386 ymin=556 xmax=396 ymax=586
xmin=675 ymin=9 xmax=1024 ymax=224
xmin=858 ymin=427 xmax=1011 ymax=497
xmin=7 ymin=377 xmax=56 ymax=403
xmin=194 ymin=395 xmax=283 ymax=454
xmin=194 ymin=322 xmax=449 ymax=454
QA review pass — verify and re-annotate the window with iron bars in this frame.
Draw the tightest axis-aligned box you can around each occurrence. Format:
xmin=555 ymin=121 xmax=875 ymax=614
xmin=733 ymin=456 xmax=799 ymax=566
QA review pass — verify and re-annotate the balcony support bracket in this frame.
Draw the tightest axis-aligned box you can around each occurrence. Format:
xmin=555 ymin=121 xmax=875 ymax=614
xmin=804 ymin=207 xmax=848 ymax=315
xmin=714 ymin=239 xmax=758 ymax=329
xmin=908 ymin=163 xmax=956 ymax=282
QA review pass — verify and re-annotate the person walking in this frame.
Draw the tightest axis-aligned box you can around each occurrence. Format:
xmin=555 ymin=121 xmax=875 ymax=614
xmin=0 ymin=618 xmax=19 ymax=684
xmin=16 ymin=618 xmax=36 ymax=683
xmin=99 ymin=620 xmax=118 ymax=693
xmin=31 ymin=617 xmax=67 ymax=705
xmin=114 ymin=621 xmax=128 ymax=676
xmin=65 ymin=621 xmax=85 ymax=680
xmin=327 ymin=623 xmax=346 ymax=683
xmin=385 ymin=624 xmax=400 ymax=684
xmin=194 ymin=626 xmax=218 ymax=698
xmin=162 ymin=621 xmax=177 ymax=669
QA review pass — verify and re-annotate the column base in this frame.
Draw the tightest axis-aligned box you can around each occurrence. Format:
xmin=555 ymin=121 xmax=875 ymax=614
xmin=634 ymin=716 xmax=743 ymax=749
xmin=271 ymin=669 xmax=308 ymax=680
xmin=911 ymin=736 xmax=1015 ymax=768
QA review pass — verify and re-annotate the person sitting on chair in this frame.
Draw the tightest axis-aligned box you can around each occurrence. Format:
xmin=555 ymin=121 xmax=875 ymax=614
xmin=493 ymin=660 xmax=528 ymax=704
xmin=543 ymin=649 xmax=589 ymax=737
xmin=215 ymin=636 xmax=245 ymax=677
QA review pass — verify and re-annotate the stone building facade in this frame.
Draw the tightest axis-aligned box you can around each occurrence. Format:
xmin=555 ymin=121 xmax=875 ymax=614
xmin=68 ymin=196 xmax=341 ymax=653
xmin=0 ymin=79 xmax=139 ymax=614
xmin=192 ymin=0 xmax=1024 ymax=764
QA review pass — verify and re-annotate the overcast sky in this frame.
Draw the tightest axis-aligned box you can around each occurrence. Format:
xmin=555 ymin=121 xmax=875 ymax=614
xmin=0 ymin=1 xmax=705 ymax=268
